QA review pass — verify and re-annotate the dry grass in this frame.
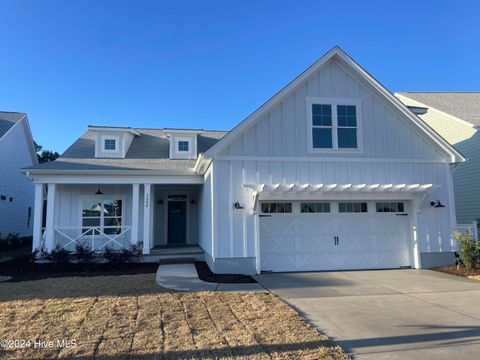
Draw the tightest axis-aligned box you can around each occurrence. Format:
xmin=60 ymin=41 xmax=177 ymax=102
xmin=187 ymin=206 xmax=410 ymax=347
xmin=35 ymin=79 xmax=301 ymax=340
xmin=0 ymin=274 xmax=349 ymax=359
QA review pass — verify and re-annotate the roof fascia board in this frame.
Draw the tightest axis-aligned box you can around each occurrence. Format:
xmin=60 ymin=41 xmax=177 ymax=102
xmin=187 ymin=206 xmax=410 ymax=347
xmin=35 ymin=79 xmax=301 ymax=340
xmin=88 ymin=126 xmax=141 ymax=136
xmin=0 ymin=114 xmax=38 ymax=165
xmin=27 ymin=174 xmax=204 ymax=185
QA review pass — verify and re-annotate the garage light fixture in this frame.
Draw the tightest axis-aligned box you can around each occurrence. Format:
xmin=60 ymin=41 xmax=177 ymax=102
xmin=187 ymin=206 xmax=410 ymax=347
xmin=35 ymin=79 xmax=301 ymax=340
xmin=233 ymin=201 xmax=244 ymax=210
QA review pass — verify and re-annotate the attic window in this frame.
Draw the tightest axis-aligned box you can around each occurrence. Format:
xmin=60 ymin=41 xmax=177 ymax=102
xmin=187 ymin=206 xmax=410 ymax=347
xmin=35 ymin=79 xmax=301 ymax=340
xmin=178 ymin=140 xmax=189 ymax=152
xmin=307 ymin=98 xmax=362 ymax=152
xmin=104 ymin=139 xmax=117 ymax=151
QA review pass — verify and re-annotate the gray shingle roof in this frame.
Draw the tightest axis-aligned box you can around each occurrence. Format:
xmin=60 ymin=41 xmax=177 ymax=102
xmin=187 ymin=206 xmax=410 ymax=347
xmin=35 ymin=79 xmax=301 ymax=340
xmin=24 ymin=128 xmax=227 ymax=173
xmin=398 ymin=92 xmax=480 ymax=126
xmin=0 ymin=112 xmax=24 ymax=139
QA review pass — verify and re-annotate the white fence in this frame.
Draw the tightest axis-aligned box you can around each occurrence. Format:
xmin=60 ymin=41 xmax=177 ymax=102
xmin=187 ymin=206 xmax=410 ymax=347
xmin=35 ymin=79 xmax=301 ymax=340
xmin=457 ymin=221 xmax=479 ymax=241
xmin=54 ymin=226 xmax=132 ymax=251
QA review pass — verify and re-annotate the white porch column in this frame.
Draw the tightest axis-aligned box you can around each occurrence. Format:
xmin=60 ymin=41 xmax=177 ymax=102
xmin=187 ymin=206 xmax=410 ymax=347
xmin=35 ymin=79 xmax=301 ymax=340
xmin=143 ymin=184 xmax=151 ymax=254
xmin=131 ymin=184 xmax=140 ymax=245
xmin=44 ymin=183 xmax=56 ymax=252
xmin=32 ymin=183 xmax=44 ymax=252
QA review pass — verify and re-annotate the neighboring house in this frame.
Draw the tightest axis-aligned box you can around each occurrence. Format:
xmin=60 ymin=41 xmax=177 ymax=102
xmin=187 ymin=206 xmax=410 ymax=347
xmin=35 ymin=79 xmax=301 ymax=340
xmin=0 ymin=111 xmax=38 ymax=238
xmin=23 ymin=47 xmax=464 ymax=274
xmin=396 ymin=92 xmax=480 ymax=237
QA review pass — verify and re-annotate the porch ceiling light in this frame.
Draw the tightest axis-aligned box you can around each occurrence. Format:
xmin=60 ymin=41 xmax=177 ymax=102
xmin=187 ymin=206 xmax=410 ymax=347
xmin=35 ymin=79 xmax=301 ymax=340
xmin=95 ymin=187 xmax=103 ymax=195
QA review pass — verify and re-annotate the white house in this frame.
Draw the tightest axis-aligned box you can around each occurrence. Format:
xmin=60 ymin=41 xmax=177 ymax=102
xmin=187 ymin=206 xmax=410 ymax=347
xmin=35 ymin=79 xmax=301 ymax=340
xmin=23 ymin=47 xmax=464 ymax=274
xmin=396 ymin=93 xmax=479 ymax=238
xmin=0 ymin=111 xmax=37 ymax=238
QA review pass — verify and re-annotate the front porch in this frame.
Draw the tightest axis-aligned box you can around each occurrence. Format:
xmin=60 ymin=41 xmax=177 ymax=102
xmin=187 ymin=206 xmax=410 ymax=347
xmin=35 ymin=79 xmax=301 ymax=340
xmin=32 ymin=182 xmax=204 ymax=255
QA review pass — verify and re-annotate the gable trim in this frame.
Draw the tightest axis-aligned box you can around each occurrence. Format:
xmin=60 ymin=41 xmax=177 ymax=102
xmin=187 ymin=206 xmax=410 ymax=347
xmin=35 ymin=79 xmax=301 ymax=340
xmin=0 ymin=114 xmax=38 ymax=166
xmin=203 ymin=46 xmax=464 ymax=164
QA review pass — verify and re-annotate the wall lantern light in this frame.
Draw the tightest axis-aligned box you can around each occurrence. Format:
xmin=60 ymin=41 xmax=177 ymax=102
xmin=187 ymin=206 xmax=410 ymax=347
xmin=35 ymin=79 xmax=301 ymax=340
xmin=95 ymin=187 xmax=103 ymax=195
xmin=430 ymin=200 xmax=445 ymax=208
xmin=233 ymin=201 xmax=244 ymax=210
xmin=157 ymin=199 xmax=164 ymax=205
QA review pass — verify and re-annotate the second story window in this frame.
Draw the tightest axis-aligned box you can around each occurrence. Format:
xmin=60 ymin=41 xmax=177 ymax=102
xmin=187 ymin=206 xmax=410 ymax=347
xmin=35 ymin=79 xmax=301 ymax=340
xmin=178 ymin=140 xmax=189 ymax=152
xmin=308 ymin=98 xmax=361 ymax=152
xmin=104 ymin=139 xmax=117 ymax=151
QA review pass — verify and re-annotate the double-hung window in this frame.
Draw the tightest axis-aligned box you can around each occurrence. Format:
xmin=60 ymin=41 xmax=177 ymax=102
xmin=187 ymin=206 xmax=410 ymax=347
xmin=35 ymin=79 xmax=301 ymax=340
xmin=308 ymin=98 xmax=361 ymax=151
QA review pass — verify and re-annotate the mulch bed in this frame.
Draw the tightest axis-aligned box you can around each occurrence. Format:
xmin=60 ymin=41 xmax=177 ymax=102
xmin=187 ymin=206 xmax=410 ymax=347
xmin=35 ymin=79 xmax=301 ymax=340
xmin=195 ymin=261 xmax=257 ymax=283
xmin=0 ymin=258 xmax=158 ymax=283
xmin=433 ymin=265 xmax=480 ymax=280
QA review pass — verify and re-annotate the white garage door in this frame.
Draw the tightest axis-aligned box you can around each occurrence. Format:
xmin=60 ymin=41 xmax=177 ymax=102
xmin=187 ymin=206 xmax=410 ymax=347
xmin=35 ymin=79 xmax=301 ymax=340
xmin=260 ymin=201 xmax=412 ymax=272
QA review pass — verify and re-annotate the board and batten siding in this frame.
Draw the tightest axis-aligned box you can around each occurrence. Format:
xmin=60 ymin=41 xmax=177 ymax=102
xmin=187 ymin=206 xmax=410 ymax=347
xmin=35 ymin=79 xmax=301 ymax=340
xmin=398 ymin=95 xmax=480 ymax=225
xmin=211 ymin=58 xmax=454 ymax=260
xmin=220 ymin=60 xmax=446 ymax=162
xmin=0 ymin=119 xmax=35 ymax=238
xmin=198 ymin=168 xmax=214 ymax=266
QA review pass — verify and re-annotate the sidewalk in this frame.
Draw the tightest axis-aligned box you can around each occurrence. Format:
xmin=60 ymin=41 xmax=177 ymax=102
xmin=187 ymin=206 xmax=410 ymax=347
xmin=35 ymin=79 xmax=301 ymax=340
xmin=155 ymin=263 xmax=266 ymax=292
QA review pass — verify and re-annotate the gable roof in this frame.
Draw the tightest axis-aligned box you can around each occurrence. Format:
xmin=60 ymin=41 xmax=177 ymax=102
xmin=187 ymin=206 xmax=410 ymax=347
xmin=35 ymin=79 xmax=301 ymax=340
xmin=23 ymin=128 xmax=227 ymax=174
xmin=397 ymin=92 xmax=480 ymax=126
xmin=203 ymin=46 xmax=464 ymax=164
xmin=0 ymin=111 xmax=25 ymax=139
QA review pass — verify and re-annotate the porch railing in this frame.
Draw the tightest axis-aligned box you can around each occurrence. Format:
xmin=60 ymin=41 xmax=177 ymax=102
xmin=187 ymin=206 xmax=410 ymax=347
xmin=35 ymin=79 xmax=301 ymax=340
xmin=54 ymin=226 xmax=132 ymax=251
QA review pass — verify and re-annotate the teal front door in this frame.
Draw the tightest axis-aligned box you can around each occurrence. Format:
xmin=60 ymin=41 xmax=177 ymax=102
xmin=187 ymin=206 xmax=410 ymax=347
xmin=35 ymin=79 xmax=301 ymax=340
xmin=167 ymin=201 xmax=187 ymax=244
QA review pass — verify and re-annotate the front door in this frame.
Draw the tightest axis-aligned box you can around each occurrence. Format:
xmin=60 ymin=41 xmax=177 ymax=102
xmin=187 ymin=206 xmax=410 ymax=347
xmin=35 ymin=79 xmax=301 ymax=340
xmin=167 ymin=200 xmax=187 ymax=244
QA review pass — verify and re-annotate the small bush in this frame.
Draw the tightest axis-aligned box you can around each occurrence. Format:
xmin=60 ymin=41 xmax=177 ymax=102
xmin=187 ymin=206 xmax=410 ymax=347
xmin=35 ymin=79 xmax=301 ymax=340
xmin=75 ymin=243 xmax=96 ymax=263
xmin=48 ymin=247 xmax=71 ymax=264
xmin=17 ymin=250 xmax=38 ymax=264
xmin=103 ymin=245 xmax=141 ymax=263
xmin=5 ymin=233 xmax=21 ymax=249
xmin=454 ymin=230 xmax=478 ymax=269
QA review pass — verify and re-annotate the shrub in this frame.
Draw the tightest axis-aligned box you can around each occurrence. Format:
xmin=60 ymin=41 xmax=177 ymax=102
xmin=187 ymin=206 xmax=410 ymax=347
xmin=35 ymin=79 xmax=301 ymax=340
xmin=18 ymin=250 xmax=38 ymax=264
xmin=5 ymin=233 xmax=21 ymax=249
xmin=103 ymin=245 xmax=141 ymax=263
xmin=454 ymin=230 xmax=478 ymax=269
xmin=48 ymin=247 xmax=71 ymax=264
xmin=74 ymin=243 xmax=96 ymax=263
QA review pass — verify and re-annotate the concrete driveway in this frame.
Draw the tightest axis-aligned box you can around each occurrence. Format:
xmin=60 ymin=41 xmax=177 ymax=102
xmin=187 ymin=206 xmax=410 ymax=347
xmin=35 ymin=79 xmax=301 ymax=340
xmin=255 ymin=270 xmax=480 ymax=359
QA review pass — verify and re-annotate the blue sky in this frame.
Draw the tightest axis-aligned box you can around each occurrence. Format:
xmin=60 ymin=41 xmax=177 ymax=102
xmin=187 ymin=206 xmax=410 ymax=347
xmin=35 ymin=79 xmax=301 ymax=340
xmin=0 ymin=0 xmax=479 ymax=152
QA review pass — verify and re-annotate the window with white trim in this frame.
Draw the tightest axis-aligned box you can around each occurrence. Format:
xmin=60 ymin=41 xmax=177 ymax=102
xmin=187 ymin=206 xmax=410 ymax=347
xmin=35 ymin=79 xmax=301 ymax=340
xmin=261 ymin=202 xmax=293 ymax=214
xmin=103 ymin=138 xmax=117 ymax=151
xmin=301 ymin=202 xmax=331 ymax=213
xmin=338 ymin=202 xmax=368 ymax=213
xmin=178 ymin=140 xmax=189 ymax=152
xmin=82 ymin=199 xmax=123 ymax=235
xmin=376 ymin=202 xmax=405 ymax=213
xmin=308 ymin=98 xmax=361 ymax=151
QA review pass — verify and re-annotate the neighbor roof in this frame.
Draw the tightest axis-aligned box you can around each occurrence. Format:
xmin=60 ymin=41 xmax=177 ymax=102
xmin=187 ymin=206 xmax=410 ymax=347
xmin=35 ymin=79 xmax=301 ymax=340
xmin=398 ymin=92 xmax=480 ymax=126
xmin=24 ymin=128 xmax=227 ymax=173
xmin=0 ymin=111 xmax=25 ymax=139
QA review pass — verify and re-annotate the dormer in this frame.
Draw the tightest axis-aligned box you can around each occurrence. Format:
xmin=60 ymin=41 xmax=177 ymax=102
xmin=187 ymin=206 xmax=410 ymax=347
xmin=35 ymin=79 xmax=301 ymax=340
xmin=165 ymin=129 xmax=203 ymax=160
xmin=89 ymin=126 xmax=140 ymax=158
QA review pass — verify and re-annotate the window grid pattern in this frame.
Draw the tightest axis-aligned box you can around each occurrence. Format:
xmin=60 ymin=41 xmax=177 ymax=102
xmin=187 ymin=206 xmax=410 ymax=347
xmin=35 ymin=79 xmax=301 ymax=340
xmin=338 ymin=202 xmax=368 ymax=213
xmin=261 ymin=202 xmax=293 ymax=214
xmin=376 ymin=202 xmax=405 ymax=213
xmin=301 ymin=202 xmax=331 ymax=213
xmin=104 ymin=139 xmax=117 ymax=151
xmin=312 ymin=104 xmax=333 ymax=149
xmin=178 ymin=141 xmax=189 ymax=152
xmin=337 ymin=105 xmax=358 ymax=149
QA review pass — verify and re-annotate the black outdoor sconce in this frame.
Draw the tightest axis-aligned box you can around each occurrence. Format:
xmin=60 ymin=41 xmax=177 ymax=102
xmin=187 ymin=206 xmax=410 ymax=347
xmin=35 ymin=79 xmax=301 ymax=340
xmin=190 ymin=199 xmax=197 ymax=204
xmin=430 ymin=200 xmax=445 ymax=208
xmin=233 ymin=201 xmax=244 ymax=210
xmin=95 ymin=187 xmax=103 ymax=195
xmin=157 ymin=199 xmax=164 ymax=205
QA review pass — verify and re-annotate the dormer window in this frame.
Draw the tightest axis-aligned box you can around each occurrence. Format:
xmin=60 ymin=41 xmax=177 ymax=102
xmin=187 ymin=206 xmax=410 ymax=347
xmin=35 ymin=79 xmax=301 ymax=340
xmin=104 ymin=138 xmax=117 ymax=151
xmin=165 ymin=129 xmax=203 ymax=159
xmin=307 ymin=97 xmax=362 ymax=153
xmin=101 ymin=135 xmax=119 ymax=152
xmin=178 ymin=140 xmax=189 ymax=152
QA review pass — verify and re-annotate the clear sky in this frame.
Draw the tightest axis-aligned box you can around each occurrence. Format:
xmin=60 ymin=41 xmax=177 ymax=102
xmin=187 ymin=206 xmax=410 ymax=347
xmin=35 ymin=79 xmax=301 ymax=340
xmin=0 ymin=0 xmax=479 ymax=153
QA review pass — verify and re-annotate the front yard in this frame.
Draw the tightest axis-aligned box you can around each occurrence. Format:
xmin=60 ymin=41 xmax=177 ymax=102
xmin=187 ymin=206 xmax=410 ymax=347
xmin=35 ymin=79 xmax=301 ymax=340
xmin=0 ymin=272 xmax=348 ymax=359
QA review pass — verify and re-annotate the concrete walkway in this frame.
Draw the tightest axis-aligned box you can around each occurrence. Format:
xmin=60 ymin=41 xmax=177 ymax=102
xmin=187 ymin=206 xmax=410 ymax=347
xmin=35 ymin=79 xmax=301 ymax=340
xmin=255 ymin=269 xmax=480 ymax=360
xmin=155 ymin=263 xmax=265 ymax=292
